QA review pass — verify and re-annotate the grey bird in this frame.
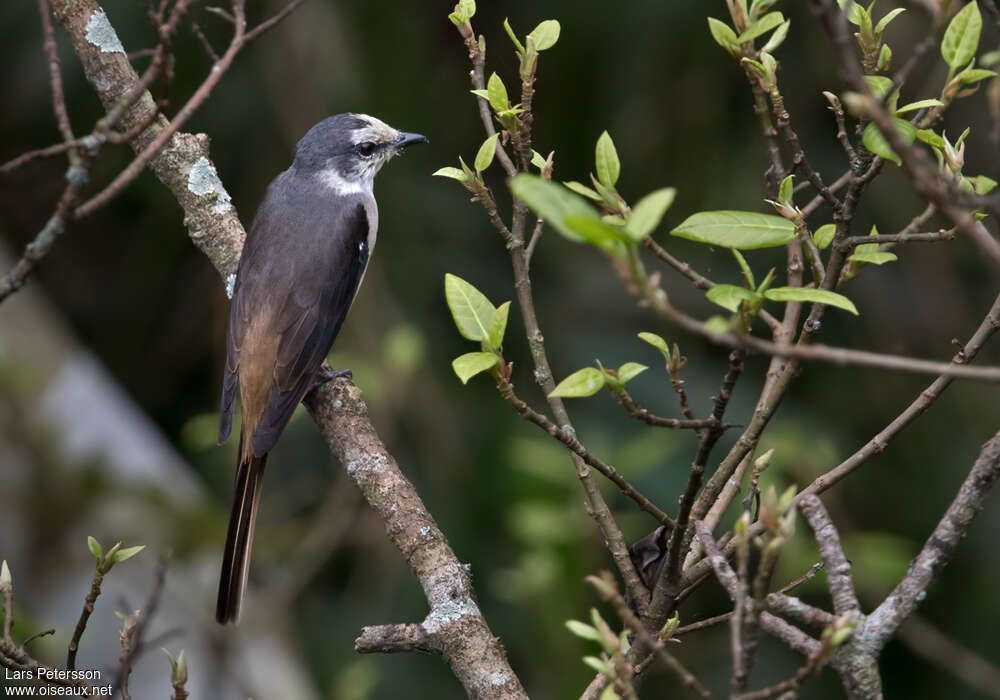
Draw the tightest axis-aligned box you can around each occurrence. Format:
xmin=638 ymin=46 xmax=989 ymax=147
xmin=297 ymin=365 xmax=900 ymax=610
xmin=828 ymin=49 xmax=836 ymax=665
xmin=216 ymin=113 xmax=427 ymax=624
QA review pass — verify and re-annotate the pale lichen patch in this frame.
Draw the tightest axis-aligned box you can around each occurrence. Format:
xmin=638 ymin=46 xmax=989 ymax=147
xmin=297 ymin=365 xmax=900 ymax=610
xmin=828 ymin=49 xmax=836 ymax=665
xmin=85 ymin=9 xmax=126 ymax=55
xmin=187 ymin=157 xmax=233 ymax=214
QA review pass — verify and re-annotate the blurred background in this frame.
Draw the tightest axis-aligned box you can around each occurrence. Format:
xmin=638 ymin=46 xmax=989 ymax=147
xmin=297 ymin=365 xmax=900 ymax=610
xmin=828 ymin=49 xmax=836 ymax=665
xmin=1 ymin=0 xmax=998 ymax=698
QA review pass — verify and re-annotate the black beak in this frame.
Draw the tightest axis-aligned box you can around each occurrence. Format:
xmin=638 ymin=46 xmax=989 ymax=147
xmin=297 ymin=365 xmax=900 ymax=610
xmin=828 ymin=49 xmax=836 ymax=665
xmin=396 ymin=132 xmax=429 ymax=149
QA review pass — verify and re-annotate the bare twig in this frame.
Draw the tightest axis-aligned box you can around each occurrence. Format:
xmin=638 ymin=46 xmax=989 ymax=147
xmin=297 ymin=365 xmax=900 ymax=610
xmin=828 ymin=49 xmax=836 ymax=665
xmin=616 ymin=390 xmax=720 ymax=430
xmin=496 ymin=376 xmax=674 ymax=527
xmin=66 ymin=563 xmax=105 ymax=670
xmin=798 ymin=496 xmax=860 ymax=616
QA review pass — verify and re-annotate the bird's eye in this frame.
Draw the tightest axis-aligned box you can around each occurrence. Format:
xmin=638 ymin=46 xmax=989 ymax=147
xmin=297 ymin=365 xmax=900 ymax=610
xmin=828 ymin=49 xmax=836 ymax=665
xmin=357 ymin=142 xmax=377 ymax=158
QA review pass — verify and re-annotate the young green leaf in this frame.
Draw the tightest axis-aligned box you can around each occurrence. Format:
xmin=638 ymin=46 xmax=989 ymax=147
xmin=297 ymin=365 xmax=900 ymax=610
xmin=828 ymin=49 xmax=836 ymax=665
xmin=812 ymin=223 xmax=836 ymax=249
xmin=625 ymin=188 xmax=676 ymax=241
xmin=953 ymin=67 xmax=998 ymax=86
xmin=616 ymin=362 xmax=648 ymax=384
xmin=487 ymin=72 xmax=508 ymax=112
xmin=458 ymin=0 xmax=475 ymax=20
xmin=433 ymin=166 xmax=469 ymax=182
xmin=88 ymin=536 xmax=103 ymax=560
xmin=762 ymin=18 xmax=791 ymax=54
xmin=470 ymin=88 xmax=489 ymax=100
xmin=528 ymin=20 xmax=561 ymax=51
xmin=563 ymin=216 xmax=632 ymax=247
xmin=671 ymin=211 xmax=796 ymax=249
xmin=564 ymin=181 xmax=603 ymax=201
xmin=848 ymin=251 xmax=898 ymax=265
xmin=895 ymin=98 xmax=945 ymax=114
xmin=706 ymin=284 xmax=762 ymax=312
xmin=736 ymin=11 xmax=785 ymax=43
xmin=566 ymin=620 xmax=603 ymax=642
xmin=582 ymin=655 xmax=614 ymax=677
xmin=864 ymin=75 xmax=894 ymax=100
xmin=877 ymin=44 xmax=892 ymax=71
xmin=510 ymin=174 xmax=602 ymax=243
xmin=595 ymin=131 xmax=621 ymax=188
xmin=111 ymin=545 xmax=145 ymax=564
xmin=732 ymin=249 xmax=755 ymax=288
xmin=549 ymin=368 xmax=605 ymax=398
xmin=448 ymin=12 xmax=464 ymax=26
xmin=598 ymin=686 xmax=622 ymax=700
xmin=637 ymin=331 xmax=670 ymax=359
xmin=941 ymin=2 xmax=982 ymax=71
xmin=915 ymin=129 xmax=945 ymax=148
xmin=452 ymin=352 xmax=499 ymax=384
xmin=488 ymin=301 xmax=511 ymax=349
xmin=444 ymin=273 xmax=497 ymax=342
xmin=503 ymin=18 xmax=526 ymax=55
xmin=970 ymin=175 xmax=998 ymax=195
xmin=475 ymin=133 xmax=499 ymax=173
xmin=874 ymin=7 xmax=906 ymax=35
xmin=531 ymin=150 xmax=548 ymax=170
xmin=778 ymin=174 xmax=794 ymax=205
xmin=707 ymin=17 xmax=739 ymax=53
xmin=763 ymin=287 xmax=859 ymax=314
xmin=862 ymin=119 xmax=916 ymax=165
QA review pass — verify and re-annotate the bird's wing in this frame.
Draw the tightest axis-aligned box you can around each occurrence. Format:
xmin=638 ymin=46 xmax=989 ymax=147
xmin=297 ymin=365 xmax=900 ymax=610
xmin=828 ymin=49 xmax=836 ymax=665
xmin=248 ymin=199 xmax=371 ymax=456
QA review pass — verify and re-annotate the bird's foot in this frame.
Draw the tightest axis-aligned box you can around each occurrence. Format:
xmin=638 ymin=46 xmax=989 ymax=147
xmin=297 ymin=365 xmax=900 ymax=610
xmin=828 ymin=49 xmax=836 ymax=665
xmin=313 ymin=367 xmax=353 ymax=390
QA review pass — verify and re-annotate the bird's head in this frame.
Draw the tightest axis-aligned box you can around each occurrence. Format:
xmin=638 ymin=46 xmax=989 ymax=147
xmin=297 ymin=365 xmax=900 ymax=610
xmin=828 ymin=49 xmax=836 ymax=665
xmin=293 ymin=113 xmax=428 ymax=195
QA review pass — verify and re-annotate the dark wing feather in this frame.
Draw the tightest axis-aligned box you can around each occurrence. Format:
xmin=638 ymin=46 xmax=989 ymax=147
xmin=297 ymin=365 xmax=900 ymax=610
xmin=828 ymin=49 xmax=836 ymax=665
xmin=249 ymin=201 xmax=370 ymax=456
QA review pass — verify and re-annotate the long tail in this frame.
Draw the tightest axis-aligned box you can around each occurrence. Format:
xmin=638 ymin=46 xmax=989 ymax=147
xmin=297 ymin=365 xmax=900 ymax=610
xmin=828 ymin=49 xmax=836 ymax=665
xmin=216 ymin=438 xmax=267 ymax=624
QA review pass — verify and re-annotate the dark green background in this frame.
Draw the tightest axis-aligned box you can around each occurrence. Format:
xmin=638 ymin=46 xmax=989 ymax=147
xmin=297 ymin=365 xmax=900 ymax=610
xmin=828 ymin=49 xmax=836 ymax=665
xmin=1 ymin=1 xmax=998 ymax=697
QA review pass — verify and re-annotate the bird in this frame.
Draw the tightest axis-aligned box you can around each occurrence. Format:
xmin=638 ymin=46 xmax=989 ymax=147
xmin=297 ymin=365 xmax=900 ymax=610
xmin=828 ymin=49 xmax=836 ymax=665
xmin=215 ymin=113 xmax=427 ymax=624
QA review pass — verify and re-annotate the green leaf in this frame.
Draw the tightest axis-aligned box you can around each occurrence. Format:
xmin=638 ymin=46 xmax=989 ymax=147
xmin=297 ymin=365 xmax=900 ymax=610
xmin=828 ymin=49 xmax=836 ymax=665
xmin=877 ymin=44 xmax=892 ymax=71
xmin=915 ymin=129 xmax=945 ymax=148
xmin=732 ymin=249 xmax=755 ymax=288
xmin=566 ymin=620 xmax=603 ymax=642
xmin=488 ymin=301 xmax=511 ymax=349
xmin=452 ymin=352 xmax=499 ymax=384
xmin=941 ymin=2 xmax=982 ymax=71
xmin=475 ymin=134 xmax=499 ymax=173
xmin=874 ymin=7 xmax=906 ymax=35
xmin=510 ymin=174 xmax=602 ymax=244
xmin=954 ymin=67 xmax=998 ymax=86
xmin=445 ymin=273 xmax=496 ymax=342
xmin=637 ymin=331 xmax=669 ymax=357
xmin=111 ymin=545 xmax=145 ymax=564
xmin=433 ymin=166 xmax=469 ymax=182
xmin=549 ymin=368 xmax=605 ymax=398
xmin=531 ymin=150 xmax=547 ymax=170
xmin=87 ymin=536 xmax=103 ymax=560
xmin=862 ymin=118 xmax=916 ymax=165
xmin=706 ymin=284 xmax=762 ymax=312
xmin=762 ymin=18 xmax=791 ymax=54
xmin=564 ymin=181 xmax=603 ymax=201
xmin=503 ymin=18 xmax=526 ymax=55
xmin=671 ymin=210 xmax=796 ymax=249
xmin=848 ymin=251 xmax=898 ymax=264
xmin=470 ymin=89 xmax=489 ymax=100
xmin=616 ymin=362 xmax=648 ymax=384
xmin=707 ymin=17 xmax=739 ymax=52
xmin=528 ymin=20 xmax=560 ymax=51
xmin=448 ymin=12 xmax=464 ymax=26
xmin=582 ymin=655 xmax=614 ymax=677
xmin=755 ymin=266 xmax=776 ymax=294
xmin=971 ymin=175 xmax=998 ymax=195
xmin=458 ymin=0 xmax=475 ymax=19
xmin=846 ymin=2 xmax=867 ymax=26
xmin=813 ymin=223 xmax=836 ymax=250
xmin=595 ymin=131 xmax=621 ymax=188
xmin=487 ymin=72 xmax=508 ymax=112
xmin=737 ymin=11 xmax=785 ymax=43
xmin=598 ymin=686 xmax=622 ymax=700
xmin=704 ymin=315 xmax=731 ymax=334
xmin=625 ymin=188 xmax=676 ymax=241
xmin=763 ymin=287 xmax=859 ymax=314
xmin=778 ymin=174 xmax=794 ymax=205
xmin=864 ymin=75 xmax=894 ymax=100
xmin=895 ymin=98 xmax=945 ymax=114
xmin=563 ymin=216 xmax=632 ymax=246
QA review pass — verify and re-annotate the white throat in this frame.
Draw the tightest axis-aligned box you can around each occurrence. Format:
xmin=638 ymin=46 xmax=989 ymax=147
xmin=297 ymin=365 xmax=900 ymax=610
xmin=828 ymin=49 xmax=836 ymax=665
xmin=317 ymin=168 xmax=374 ymax=196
